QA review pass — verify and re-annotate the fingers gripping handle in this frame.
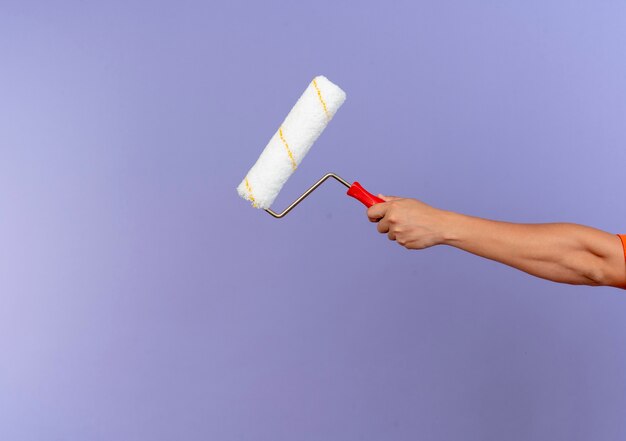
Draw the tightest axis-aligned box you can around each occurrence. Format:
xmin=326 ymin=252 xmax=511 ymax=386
xmin=347 ymin=182 xmax=384 ymax=208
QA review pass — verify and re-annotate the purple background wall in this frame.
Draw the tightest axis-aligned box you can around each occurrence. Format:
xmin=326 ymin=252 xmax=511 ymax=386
xmin=2 ymin=1 xmax=626 ymax=440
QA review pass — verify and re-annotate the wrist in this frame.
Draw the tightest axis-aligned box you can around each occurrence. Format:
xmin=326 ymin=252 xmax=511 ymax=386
xmin=437 ymin=210 xmax=467 ymax=246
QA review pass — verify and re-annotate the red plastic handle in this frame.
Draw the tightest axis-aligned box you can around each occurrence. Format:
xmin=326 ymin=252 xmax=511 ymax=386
xmin=346 ymin=181 xmax=384 ymax=207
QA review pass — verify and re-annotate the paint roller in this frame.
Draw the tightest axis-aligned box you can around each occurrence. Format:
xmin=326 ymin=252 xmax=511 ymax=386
xmin=237 ymin=75 xmax=382 ymax=218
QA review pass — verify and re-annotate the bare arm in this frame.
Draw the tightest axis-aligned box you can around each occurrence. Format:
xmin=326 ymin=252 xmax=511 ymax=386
xmin=367 ymin=196 xmax=626 ymax=288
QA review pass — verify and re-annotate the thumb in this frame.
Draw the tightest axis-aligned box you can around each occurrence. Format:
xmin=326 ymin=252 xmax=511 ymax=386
xmin=378 ymin=194 xmax=402 ymax=202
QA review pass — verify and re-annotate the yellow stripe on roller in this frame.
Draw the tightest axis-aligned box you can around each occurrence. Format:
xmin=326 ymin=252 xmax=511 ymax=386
xmin=244 ymin=178 xmax=258 ymax=207
xmin=312 ymin=78 xmax=330 ymax=121
xmin=278 ymin=127 xmax=297 ymax=171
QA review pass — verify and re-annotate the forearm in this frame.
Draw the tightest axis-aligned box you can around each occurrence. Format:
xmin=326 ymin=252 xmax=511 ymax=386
xmin=440 ymin=212 xmax=626 ymax=287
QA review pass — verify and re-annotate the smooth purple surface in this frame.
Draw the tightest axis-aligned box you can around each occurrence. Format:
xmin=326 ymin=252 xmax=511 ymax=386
xmin=2 ymin=1 xmax=626 ymax=440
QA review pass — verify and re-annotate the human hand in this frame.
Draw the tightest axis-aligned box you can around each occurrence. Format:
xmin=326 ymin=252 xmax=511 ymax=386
xmin=366 ymin=195 xmax=450 ymax=250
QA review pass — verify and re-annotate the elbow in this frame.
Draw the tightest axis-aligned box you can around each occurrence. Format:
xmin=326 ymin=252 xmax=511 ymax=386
xmin=580 ymin=260 xmax=625 ymax=288
xmin=551 ymin=230 xmax=626 ymax=288
xmin=582 ymin=266 xmax=609 ymax=286
xmin=559 ymin=252 xmax=618 ymax=287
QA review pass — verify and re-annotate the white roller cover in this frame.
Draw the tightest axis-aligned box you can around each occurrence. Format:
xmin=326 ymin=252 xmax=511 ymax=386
xmin=237 ymin=75 xmax=347 ymax=209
